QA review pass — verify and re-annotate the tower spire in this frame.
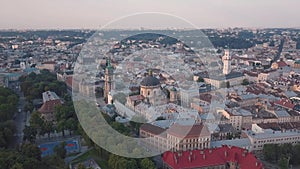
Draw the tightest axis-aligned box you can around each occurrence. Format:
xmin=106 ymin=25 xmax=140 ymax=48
xmin=148 ymin=69 xmax=153 ymax=76
xmin=104 ymin=57 xmax=113 ymax=101
xmin=106 ymin=57 xmax=112 ymax=69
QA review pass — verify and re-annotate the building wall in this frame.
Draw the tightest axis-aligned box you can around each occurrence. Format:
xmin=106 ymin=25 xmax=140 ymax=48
xmin=140 ymin=126 xmax=211 ymax=152
xmin=167 ymin=135 xmax=211 ymax=152
xmin=140 ymin=130 xmax=167 ymax=153
xmin=37 ymin=63 xmax=55 ymax=72
xmin=204 ymin=76 xmax=244 ymax=88
xmin=248 ymin=132 xmax=300 ymax=151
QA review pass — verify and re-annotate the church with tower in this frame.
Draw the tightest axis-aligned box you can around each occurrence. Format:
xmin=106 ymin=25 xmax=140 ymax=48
xmin=126 ymin=69 xmax=174 ymax=109
xmin=104 ymin=58 xmax=114 ymax=103
xmin=203 ymin=49 xmax=245 ymax=88
xmin=222 ymin=49 xmax=231 ymax=75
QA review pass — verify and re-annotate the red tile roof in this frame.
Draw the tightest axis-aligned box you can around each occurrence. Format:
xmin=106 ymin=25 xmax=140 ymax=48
xmin=200 ymin=94 xmax=212 ymax=104
xmin=276 ymin=61 xmax=288 ymax=68
xmin=140 ymin=123 xmax=166 ymax=135
xmin=163 ymin=145 xmax=264 ymax=169
xmin=38 ymin=99 xmax=62 ymax=114
xmin=65 ymin=76 xmax=73 ymax=88
xmin=43 ymin=61 xmax=56 ymax=65
xmin=129 ymin=95 xmax=145 ymax=101
xmin=274 ymin=99 xmax=295 ymax=110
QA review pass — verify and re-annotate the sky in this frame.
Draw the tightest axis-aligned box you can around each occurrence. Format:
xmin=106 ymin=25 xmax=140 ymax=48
xmin=0 ymin=0 xmax=300 ymax=29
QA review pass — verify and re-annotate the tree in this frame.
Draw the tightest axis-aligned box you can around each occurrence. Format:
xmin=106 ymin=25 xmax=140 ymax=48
xmin=23 ymin=126 xmax=37 ymax=143
xmin=7 ymin=95 xmax=18 ymax=106
xmin=24 ymin=102 xmax=34 ymax=112
xmin=197 ymin=76 xmax=204 ymax=82
xmin=22 ymin=157 xmax=41 ymax=169
xmin=11 ymin=163 xmax=23 ymax=169
xmin=65 ymin=118 xmax=77 ymax=135
xmin=0 ymin=104 xmax=17 ymax=122
xmin=0 ymin=87 xmax=18 ymax=148
xmin=108 ymin=154 xmax=119 ymax=169
xmin=242 ymin=79 xmax=250 ymax=85
xmin=41 ymin=121 xmax=54 ymax=139
xmin=108 ymin=154 xmax=138 ymax=169
xmin=291 ymin=144 xmax=300 ymax=165
xmin=278 ymin=157 xmax=289 ymax=169
xmin=140 ymin=158 xmax=155 ymax=169
xmin=42 ymin=155 xmax=68 ymax=169
xmin=127 ymin=159 xmax=138 ymax=169
xmin=20 ymin=70 xmax=67 ymax=102
xmin=111 ymin=122 xmax=130 ymax=135
xmin=0 ymin=144 xmax=67 ymax=169
xmin=0 ymin=120 xmax=16 ymax=148
xmin=116 ymin=158 xmax=128 ymax=169
xmin=54 ymin=142 xmax=67 ymax=159
xmin=263 ymin=144 xmax=276 ymax=162
xmin=54 ymin=104 xmax=77 ymax=136
xmin=77 ymin=163 xmax=86 ymax=169
xmin=21 ymin=143 xmax=42 ymax=161
xmin=29 ymin=112 xmax=43 ymax=130
xmin=56 ymin=120 xmax=66 ymax=137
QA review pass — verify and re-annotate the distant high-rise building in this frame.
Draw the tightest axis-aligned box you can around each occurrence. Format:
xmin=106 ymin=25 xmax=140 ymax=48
xmin=222 ymin=49 xmax=231 ymax=75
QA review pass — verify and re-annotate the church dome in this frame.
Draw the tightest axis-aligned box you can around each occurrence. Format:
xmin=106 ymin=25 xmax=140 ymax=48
xmin=140 ymin=76 xmax=160 ymax=87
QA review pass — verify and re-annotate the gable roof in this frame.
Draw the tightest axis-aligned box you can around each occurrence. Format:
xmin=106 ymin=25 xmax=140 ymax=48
xmin=167 ymin=123 xmax=210 ymax=139
xmin=163 ymin=145 xmax=264 ymax=169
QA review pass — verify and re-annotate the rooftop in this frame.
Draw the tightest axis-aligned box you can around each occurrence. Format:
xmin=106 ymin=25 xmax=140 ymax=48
xmin=163 ymin=145 xmax=264 ymax=169
xmin=42 ymin=91 xmax=60 ymax=103
xmin=211 ymin=138 xmax=251 ymax=150
xmin=167 ymin=123 xmax=210 ymax=139
xmin=246 ymin=129 xmax=300 ymax=140
xmin=140 ymin=75 xmax=160 ymax=87
xmin=208 ymin=71 xmax=244 ymax=81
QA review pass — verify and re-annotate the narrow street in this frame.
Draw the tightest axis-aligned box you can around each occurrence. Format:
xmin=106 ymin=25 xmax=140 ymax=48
xmin=10 ymin=82 xmax=28 ymax=148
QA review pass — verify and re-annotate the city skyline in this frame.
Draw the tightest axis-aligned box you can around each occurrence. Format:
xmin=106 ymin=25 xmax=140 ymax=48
xmin=1 ymin=0 xmax=300 ymax=29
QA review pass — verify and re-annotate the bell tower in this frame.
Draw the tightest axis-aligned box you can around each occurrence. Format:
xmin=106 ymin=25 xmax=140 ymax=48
xmin=222 ymin=49 xmax=231 ymax=75
xmin=104 ymin=57 xmax=113 ymax=100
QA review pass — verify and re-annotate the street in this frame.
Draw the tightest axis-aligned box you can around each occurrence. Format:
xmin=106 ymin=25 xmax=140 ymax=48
xmin=9 ymin=82 xmax=28 ymax=148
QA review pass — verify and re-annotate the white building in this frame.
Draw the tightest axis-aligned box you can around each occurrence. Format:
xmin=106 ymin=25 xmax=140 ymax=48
xmin=244 ymin=124 xmax=300 ymax=151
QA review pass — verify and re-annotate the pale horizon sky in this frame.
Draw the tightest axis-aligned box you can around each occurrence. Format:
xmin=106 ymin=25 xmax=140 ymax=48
xmin=1 ymin=0 xmax=300 ymax=30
